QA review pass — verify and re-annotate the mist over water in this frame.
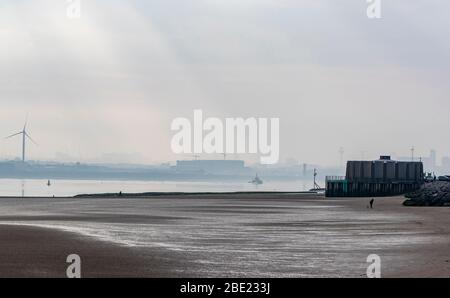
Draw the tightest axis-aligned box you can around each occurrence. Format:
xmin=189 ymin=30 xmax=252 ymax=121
xmin=0 ymin=179 xmax=316 ymax=197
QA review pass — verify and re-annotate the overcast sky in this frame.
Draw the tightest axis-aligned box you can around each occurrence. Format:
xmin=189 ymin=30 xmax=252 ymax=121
xmin=1 ymin=0 xmax=449 ymax=166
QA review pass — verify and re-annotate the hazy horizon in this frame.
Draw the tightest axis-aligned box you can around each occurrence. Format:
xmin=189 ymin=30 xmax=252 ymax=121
xmin=1 ymin=1 xmax=449 ymax=166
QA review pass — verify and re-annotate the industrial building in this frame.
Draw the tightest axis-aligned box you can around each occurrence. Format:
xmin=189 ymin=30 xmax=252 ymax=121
xmin=326 ymin=156 xmax=424 ymax=197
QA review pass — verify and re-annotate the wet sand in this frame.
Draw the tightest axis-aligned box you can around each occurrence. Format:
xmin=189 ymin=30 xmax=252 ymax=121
xmin=0 ymin=225 xmax=190 ymax=278
xmin=0 ymin=193 xmax=449 ymax=277
xmin=333 ymin=196 xmax=450 ymax=278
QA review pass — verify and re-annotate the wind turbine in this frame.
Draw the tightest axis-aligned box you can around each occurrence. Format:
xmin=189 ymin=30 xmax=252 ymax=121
xmin=5 ymin=118 xmax=37 ymax=162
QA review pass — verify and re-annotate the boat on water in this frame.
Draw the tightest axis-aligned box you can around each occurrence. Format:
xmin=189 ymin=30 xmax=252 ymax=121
xmin=249 ymin=174 xmax=263 ymax=185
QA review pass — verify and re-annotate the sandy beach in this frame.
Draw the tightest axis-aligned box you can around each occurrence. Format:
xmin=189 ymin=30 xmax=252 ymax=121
xmin=0 ymin=193 xmax=449 ymax=278
xmin=0 ymin=225 xmax=163 ymax=278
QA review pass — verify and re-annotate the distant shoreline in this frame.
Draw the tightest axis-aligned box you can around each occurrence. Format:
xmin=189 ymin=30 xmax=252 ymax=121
xmin=0 ymin=190 xmax=320 ymax=199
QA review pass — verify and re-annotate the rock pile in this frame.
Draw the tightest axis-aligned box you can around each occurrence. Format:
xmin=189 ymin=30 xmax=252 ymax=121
xmin=403 ymin=181 xmax=450 ymax=206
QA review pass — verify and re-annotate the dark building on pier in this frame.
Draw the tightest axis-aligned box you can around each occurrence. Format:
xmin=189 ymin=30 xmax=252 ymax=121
xmin=326 ymin=156 xmax=423 ymax=197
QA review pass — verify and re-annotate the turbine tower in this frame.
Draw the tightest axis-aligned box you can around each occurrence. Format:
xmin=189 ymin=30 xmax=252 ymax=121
xmin=5 ymin=118 xmax=37 ymax=162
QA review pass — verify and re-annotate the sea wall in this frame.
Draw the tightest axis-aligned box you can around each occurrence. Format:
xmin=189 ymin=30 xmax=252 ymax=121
xmin=403 ymin=181 xmax=450 ymax=206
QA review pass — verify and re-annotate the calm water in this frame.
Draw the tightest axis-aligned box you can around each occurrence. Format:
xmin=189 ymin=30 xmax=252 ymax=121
xmin=0 ymin=178 xmax=316 ymax=197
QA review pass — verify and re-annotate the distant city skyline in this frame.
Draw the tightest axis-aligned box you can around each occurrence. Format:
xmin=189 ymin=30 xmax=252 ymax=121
xmin=0 ymin=115 xmax=448 ymax=169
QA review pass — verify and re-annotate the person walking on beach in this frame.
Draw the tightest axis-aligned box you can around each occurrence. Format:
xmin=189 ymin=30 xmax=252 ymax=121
xmin=369 ymin=198 xmax=374 ymax=209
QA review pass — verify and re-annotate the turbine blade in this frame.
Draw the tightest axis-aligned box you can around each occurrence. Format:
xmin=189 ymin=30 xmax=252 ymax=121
xmin=25 ymin=132 xmax=38 ymax=145
xmin=5 ymin=132 xmax=22 ymax=139
xmin=23 ymin=114 xmax=29 ymax=131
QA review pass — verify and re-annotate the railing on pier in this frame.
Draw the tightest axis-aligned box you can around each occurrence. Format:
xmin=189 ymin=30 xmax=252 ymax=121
xmin=325 ymin=176 xmax=346 ymax=182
